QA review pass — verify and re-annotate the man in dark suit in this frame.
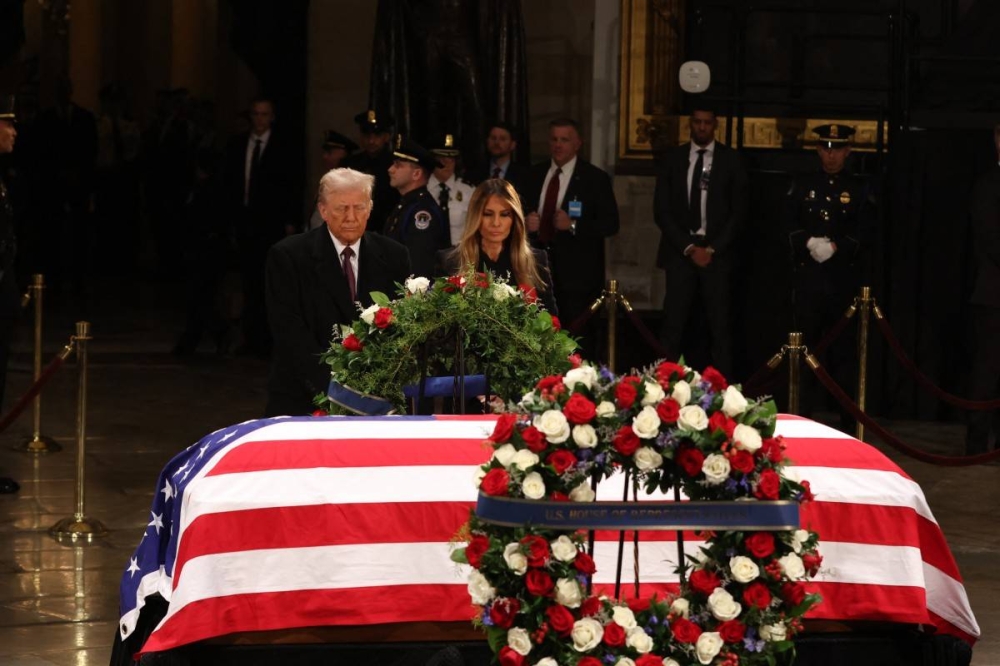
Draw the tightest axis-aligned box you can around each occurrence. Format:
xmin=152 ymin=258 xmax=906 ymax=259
xmin=265 ymin=168 xmax=410 ymax=416
xmin=653 ymin=107 xmax=747 ymax=376
xmin=522 ymin=118 xmax=619 ymax=355
xmin=0 ymin=95 xmax=20 ymax=494
xmin=966 ymin=124 xmax=1000 ymax=455
xmin=344 ymin=109 xmax=399 ymax=233
xmin=224 ymin=97 xmax=297 ymax=356
xmin=467 ymin=122 xmax=529 ymax=195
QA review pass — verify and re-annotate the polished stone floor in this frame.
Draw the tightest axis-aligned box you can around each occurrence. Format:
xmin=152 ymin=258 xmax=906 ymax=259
xmin=0 ymin=279 xmax=995 ymax=665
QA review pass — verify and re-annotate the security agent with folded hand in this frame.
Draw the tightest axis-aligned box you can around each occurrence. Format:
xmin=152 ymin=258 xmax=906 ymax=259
xmin=786 ymin=123 xmax=876 ymax=430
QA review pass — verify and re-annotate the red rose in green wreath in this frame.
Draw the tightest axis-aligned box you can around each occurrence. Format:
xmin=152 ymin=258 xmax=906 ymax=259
xmin=676 ymin=445 xmax=706 ymax=477
xmin=489 ymin=413 xmax=517 ymax=443
xmin=782 ymin=582 xmax=807 ymax=606
xmin=550 ymin=315 xmax=561 ymax=331
xmin=546 ymin=604 xmax=576 ymax=636
xmin=577 ymin=657 xmax=602 ymax=666
xmin=498 ymin=646 xmax=525 ymax=666
xmin=525 ymin=569 xmax=554 ymax=596
xmin=744 ymin=532 xmax=776 ymax=558
xmin=580 ymin=596 xmax=601 ymax=616
xmin=708 ymin=411 xmax=736 ymax=438
xmin=373 ymin=307 xmax=393 ymax=329
xmin=574 ymin=552 xmax=597 ymax=575
xmin=480 ymin=469 xmax=510 ymax=496
xmin=754 ymin=468 xmax=781 ymax=500
xmin=518 ymin=283 xmax=538 ymax=304
xmin=656 ymin=398 xmax=680 ymax=423
xmin=655 ymin=361 xmax=685 ymax=386
xmin=602 ymin=621 xmax=626 ymax=647
xmin=803 ymin=551 xmax=823 ymax=575
xmin=519 ymin=535 xmax=550 ymax=567
xmin=670 ymin=617 xmax=703 ymax=643
xmin=636 ymin=655 xmax=664 ymax=666
xmin=489 ymin=597 xmax=520 ymax=628
xmin=702 ymin=366 xmax=728 ymax=391
xmin=742 ymin=581 xmax=773 ymax=609
xmin=760 ymin=437 xmax=785 ymax=463
xmin=465 ymin=534 xmax=489 ymax=568
xmin=730 ymin=450 xmax=755 ymax=474
xmin=563 ymin=393 xmax=597 ymax=424
xmin=689 ymin=568 xmax=721 ymax=596
xmin=615 ymin=376 xmax=640 ymax=408
xmin=547 ymin=450 xmax=578 ymax=474
xmin=520 ymin=426 xmax=546 ymax=453
xmin=473 ymin=272 xmax=490 ymax=288
xmin=613 ymin=425 xmax=640 ymax=456
xmin=718 ymin=619 xmax=746 ymax=643
xmin=536 ymin=375 xmax=563 ymax=391
xmin=342 ymin=334 xmax=364 ymax=352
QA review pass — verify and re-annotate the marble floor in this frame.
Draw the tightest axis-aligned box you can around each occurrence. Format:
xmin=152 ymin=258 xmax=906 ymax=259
xmin=0 ymin=279 xmax=996 ymax=665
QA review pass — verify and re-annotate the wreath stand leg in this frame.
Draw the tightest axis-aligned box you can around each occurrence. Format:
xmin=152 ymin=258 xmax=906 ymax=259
xmin=613 ymin=468 xmax=631 ymax=601
xmin=674 ymin=484 xmax=687 ymax=586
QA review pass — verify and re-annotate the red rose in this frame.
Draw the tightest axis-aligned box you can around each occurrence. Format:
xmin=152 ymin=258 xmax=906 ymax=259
xmin=708 ymin=411 xmax=736 ymax=438
xmin=676 ymin=445 xmax=706 ymax=477
xmin=613 ymin=426 xmax=641 ymax=456
xmin=568 ymin=353 xmax=582 ymax=368
xmin=580 ymin=596 xmax=602 ymax=616
xmin=445 ymin=275 xmax=466 ymax=292
xmin=563 ymin=393 xmax=597 ymax=424
xmin=473 ymin=272 xmax=490 ymax=288
xmin=465 ymin=534 xmax=490 ymax=568
xmin=373 ymin=307 xmax=393 ymax=329
xmin=730 ymin=450 xmax=755 ymax=474
xmin=655 ymin=361 xmax=685 ymax=386
xmin=537 ymin=375 xmax=563 ymax=391
xmin=702 ymin=366 xmax=728 ymax=391
xmin=603 ymin=621 xmax=626 ymax=647
xmin=519 ymin=283 xmax=538 ymax=304
xmin=480 ymin=468 xmax=510 ymax=496
xmin=577 ymin=658 xmax=602 ymax=666
xmin=551 ymin=315 xmax=561 ymax=331
xmin=615 ymin=377 xmax=640 ymax=408
xmin=498 ymin=646 xmax=524 ymax=666
xmin=551 ymin=491 xmax=569 ymax=501
xmin=717 ymin=620 xmax=746 ymax=644
xmin=546 ymin=604 xmax=575 ymax=636
xmin=754 ymin=468 xmax=781 ymax=500
xmin=670 ymin=617 xmax=703 ymax=644
xmin=574 ymin=552 xmax=597 ymax=575
xmin=342 ymin=333 xmax=364 ymax=352
xmin=520 ymin=426 xmax=547 ymax=453
xmin=743 ymin=581 xmax=772 ymax=609
xmin=802 ymin=551 xmax=823 ymax=576
xmin=519 ymin=535 xmax=551 ymax=568
xmin=489 ymin=597 xmax=520 ymax=629
xmin=635 ymin=656 xmax=663 ymax=666
xmin=547 ymin=450 xmax=578 ymax=475
xmin=744 ymin=532 xmax=776 ymax=559
xmin=311 ymin=409 xmax=326 ymax=417
xmin=688 ymin=568 xmax=721 ymax=596
xmin=781 ymin=582 xmax=807 ymax=606
xmin=655 ymin=398 xmax=680 ymax=423
xmin=800 ymin=480 xmax=815 ymax=502
xmin=489 ymin=414 xmax=517 ymax=443
xmin=525 ymin=569 xmax=554 ymax=596
xmin=761 ymin=437 xmax=785 ymax=464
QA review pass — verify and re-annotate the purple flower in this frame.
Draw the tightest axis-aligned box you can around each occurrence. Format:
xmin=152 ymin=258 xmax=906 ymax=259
xmin=599 ymin=366 xmax=616 ymax=381
xmin=699 ymin=393 xmax=714 ymax=410
xmin=594 ymin=453 xmax=607 ymax=466
xmin=743 ymin=636 xmax=766 ymax=652
xmin=603 ymin=655 xmax=617 ymax=664
xmin=578 ymin=449 xmax=593 ymax=461
xmin=648 ymin=615 xmax=660 ymax=625
xmin=725 ymin=478 xmax=739 ymax=492
xmin=577 ymin=574 xmax=589 ymax=586
xmin=725 ymin=548 xmax=737 ymax=557
xmin=481 ymin=607 xmax=494 ymax=626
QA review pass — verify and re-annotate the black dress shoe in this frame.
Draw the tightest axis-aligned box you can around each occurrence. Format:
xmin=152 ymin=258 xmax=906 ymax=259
xmin=0 ymin=477 xmax=19 ymax=494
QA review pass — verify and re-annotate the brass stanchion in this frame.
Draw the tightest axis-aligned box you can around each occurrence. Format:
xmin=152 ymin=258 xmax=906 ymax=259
xmin=17 ymin=274 xmax=62 ymax=454
xmin=787 ymin=332 xmax=804 ymax=415
xmin=855 ymin=286 xmax=872 ymax=441
xmin=605 ymin=280 xmax=619 ymax=373
xmin=50 ymin=322 xmax=108 ymax=543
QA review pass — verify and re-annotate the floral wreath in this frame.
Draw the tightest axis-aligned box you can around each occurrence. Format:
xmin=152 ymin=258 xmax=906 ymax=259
xmin=317 ymin=270 xmax=577 ymax=415
xmin=453 ymin=361 xmax=823 ymax=666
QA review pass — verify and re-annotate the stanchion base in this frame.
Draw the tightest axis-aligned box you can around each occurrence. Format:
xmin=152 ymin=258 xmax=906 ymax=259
xmin=14 ymin=435 xmax=62 ymax=455
xmin=49 ymin=516 xmax=109 ymax=543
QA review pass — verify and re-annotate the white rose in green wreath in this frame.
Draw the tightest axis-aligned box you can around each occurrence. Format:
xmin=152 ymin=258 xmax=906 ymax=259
xmin=626 ymin=627 xmax=654 ymax=654
xmin=778 ymin=552 xmax=807 ymax=580
xmin=555 ymin=577 xmax=583 ymax=608
xmin=564 ymin=366 xmax=598 ymax=391
xmin=503 ymin=543 xmax=527 ymax=575
xmin=507 ymin=627 xmax=532 ymax=656
xmin=701 ymin=453 xmax=731 ymax=485
xmin=678 ymin=404 xmax=709 ymax=431
xmin=634 ymin=447 xmax=664 ymax=472
xmin=404 ymin=276 xmax=430 ymax=294
xmin=632 ymin=406 xmax=662 ymax=439
xmin=616 ymin=658 xmax=637 ymax=666
xmin=491 ymin=282 xmax=518 ymax=301
xmin=670 ymin=597 xmax=690 ymax=618
xmin=671 ymin=380 xmax=692 ymax=407
xmin=535 ymin=659 xmax=557 ymax=666
xmin=572 ymin=424 xmax=599 ymax=448
xmin=707 ymin=587 xmax=742 ymax=620
xmin=492 ymin=443 xmax=517 ymax=468
xmin=663 ymin=659 xmax=681 ymax=666
xmin=535 ymin=410 xmax=571 ymax=443
xmin=521 ymin=472 xmax=546 ymax=499
xmin=729 ymin=555 xmax=760 ymax=583
xmin=641 ymin=380 xmax=665 ymax=406
xmin=695 ymin=632 xmax=724 ymax=665
xmin=721 ymin=384 xmax=749 ymax=417
xmin=360 ymin=303 xmax=379 ymax=325
xmin=551 ymin=535 xmax=578 ymax=562
xmin=789 ymin=529 xmax=811 ymax=554
xmin=467 ymin=570 xmax=495 ymax=604
xmin=571 ymin=617 xmax=604 ymax=652
xmin=569 ymin=481 xmax=595 ymax=502
xmin=596 ymin=400 xmax=617 ymax=418
xmin=733 ymin=423 xmax=763 ymax=452
xmin=611 ymin=605 xmax=637 ymax=629
xmin=512 ymin=449 xmax=540 ymax=471
xmin=760 ymin=621 xmax=788 ymax=642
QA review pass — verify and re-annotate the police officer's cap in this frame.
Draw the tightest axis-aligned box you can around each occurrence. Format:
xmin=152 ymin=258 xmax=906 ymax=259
xmin=322 ymin=130 xmax=358 ymax=153
xmin=430 ymin=133 xmax=461 ymax=158
xmin=812 ymin=124 xmax=855 ymax=148
xmin=353 ymin=109 xmax=393 ymax=134
xmin=0 ymin=95 xmax=16 ymax=123
xmin=393 ymin=136 xmax=442 ymax=172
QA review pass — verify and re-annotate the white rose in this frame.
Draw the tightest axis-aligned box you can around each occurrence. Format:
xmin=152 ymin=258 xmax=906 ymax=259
xmin=760 ymin=622 xmax=788 ymax=642
xmin=729 ymin=555 xmax=760 ymax=583
xmin=521 ymin=472 xmax=546 ymax=500
xmin=473 ymin=466 xmax=486 ymax=488
xmin=634 ymin=447 xmax=664 ymax=472
xmin=701 ymin=453 xmax=731 ymax=485
xmin=551 ymin=535 xmax=578 ymax=563
xmin=572 ymin=424 xmax=599 ymax=448
xmin=641 ymin=380 xmax=666 ymax=406
xmin=626 ymin=627 xmax=654 ymax=654
xmin=404 ymin=276 xmax=430 ymax=294
xmin=632 ymin=406 xmax=662 ymax=439
xmin=360 ymin=303 xmax=379 ymax=324
xmin=732 ymin=424 xmax=763 ymax=452
xmin=503 ymin=543 xmax=527 ymax=575
xmin=707 ymin=588 xmax=742 ymax=621
xmin=535 ymin=659 xmax=557 ymax=666
xmin=492 ymin=283 xmax=518 ymax=301
xmin=596 ymin=400 xmax=617 ymax=418
xmin=512 ymin=449 xmax=540 ymax=471
xmin=519 ymin=391 xmax=537 ymax=408
xmin=671 ymin=380 xmax=692 ymax=407
xmin=669 ymin=597 xmax=690 ymax=618
xmin=492 ymin=444 xmax=517 ymax=468
xmin=617 ymin=659 xmax=637 ymax=666
xmin=611 ymin=606 xmax=637 ymax=629
xmin=467 ymin=570 xmax=495 ymax=605
xmin=663 ymin=660 xmax=681 ymax=666
xmin=564 ymin=366 xmax=598 ymax=391
xmin=677 ymin=405 xmax=709 ymax=431
xmin=695 ymin=632 xmax=724 ymax=665
xmin=778 ymin=553 xmax=806 ymax=581
xmin=507 ymin=627 xmax=532 ymax=656
xmin=790 ymin=529 xmax=811 ymax=554
xmin=721 ymin=385 xmax=749 ymax=417
xmin=534 ymin=410 xmax=571 ymax=443
xmin=555 ymin=577 xmax=583 ymax=608
xmin=687 ymin=368 xmax=702 ymax=384
xmin=569 ymin=481 xmax=595 ymax=502
xmin=571 ymin=618 xmax=604 ymax=652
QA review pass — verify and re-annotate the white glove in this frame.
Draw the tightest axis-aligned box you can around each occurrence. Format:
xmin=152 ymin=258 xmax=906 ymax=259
xmin=806 ymin=236 xmax=835 ymax=263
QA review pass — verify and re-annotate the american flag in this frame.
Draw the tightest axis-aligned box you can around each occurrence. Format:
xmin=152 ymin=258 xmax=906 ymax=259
xmin=119 ymin=414 xmax=979 ymax=655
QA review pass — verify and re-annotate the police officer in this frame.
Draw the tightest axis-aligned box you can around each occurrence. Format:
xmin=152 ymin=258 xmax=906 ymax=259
xmin=344 ymin=110 xmax=399 ymax=232
xmin=384 ymin=137 xmax=449 ymax=277
xmin=787 ymin=123 xmax=875 ymax=431
xmin=0 ymin=95 xmax=20 ymax=494
xmin=427 ymin=133 xmax=475 ymax=245
xmin=308 ymin=130 xmax=359 ymax=231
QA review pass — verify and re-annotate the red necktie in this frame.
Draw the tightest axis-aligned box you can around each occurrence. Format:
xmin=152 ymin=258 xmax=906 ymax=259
xmin=539 ymin=167 xmax=562 ymax=244
xmin=341 ymin=246 xmax=356 ymax=302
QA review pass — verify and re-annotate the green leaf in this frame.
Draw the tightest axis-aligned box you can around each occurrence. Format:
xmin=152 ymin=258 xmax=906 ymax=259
xmin=450 ymin=548 xmax=468 ymax=564
xmin=370 ymin=291 xmax=391 ymax=307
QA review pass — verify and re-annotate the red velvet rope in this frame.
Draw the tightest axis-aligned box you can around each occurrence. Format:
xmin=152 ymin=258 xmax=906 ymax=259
xmin=622 ymin=308 xmax=671 ymax=359
xmin=875 ymin=313 xmax=1000 ymax=411
xmin=566 ymin=305 xmax=599 ymax=336
xmin=809 ymin=359 xmax=1000 ymax=466
xmin=0 ymin=353 xmax=70 ymax=434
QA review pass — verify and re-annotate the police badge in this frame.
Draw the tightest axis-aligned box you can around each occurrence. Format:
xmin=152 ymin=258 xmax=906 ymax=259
xmin=414 ymin=210 xmax=432 ymax=230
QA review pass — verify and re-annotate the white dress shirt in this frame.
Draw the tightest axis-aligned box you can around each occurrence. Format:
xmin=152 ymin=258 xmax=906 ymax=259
xmin=686 ymin=140 xmax=715 ymax=236
xmin=429 ymin=174 xmax=475 ymax=245
xmin=244 ymin=129 xmax=271 ymax=205
xmin=537 ymin=156 xmax=577 ymax=213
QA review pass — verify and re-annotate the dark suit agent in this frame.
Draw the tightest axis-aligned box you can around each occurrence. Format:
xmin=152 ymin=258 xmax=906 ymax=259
xmin=786 ymin=124 xmax=875 ymax=432
xmin=384 ymin=137 xmax=450 ymax=277
xmin=653 ymin=108 xmax=747 ymax=376
xmin=308 ymin=130 xmax=358 ymax=231
xmin=344 ymin=110 xmax=399 ymax=233
xmin=522 ymin=118 xmax=619 ymax=354
xmin=223 ymin=98 xmax=296 ymax=356
xmin=467 ymin=122 xmax=530 ymax=195
xmin=966 ymin=125 xmax=1000 ymax=455
xmin=0 ymin=96 xmax=21 ymax=494
xmin=265 ymin=168 xmax=411 ymax=416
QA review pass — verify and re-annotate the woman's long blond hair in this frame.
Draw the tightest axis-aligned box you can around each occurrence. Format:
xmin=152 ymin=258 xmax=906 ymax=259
xmin=450 ymin=178 xmax=545 ymax=290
